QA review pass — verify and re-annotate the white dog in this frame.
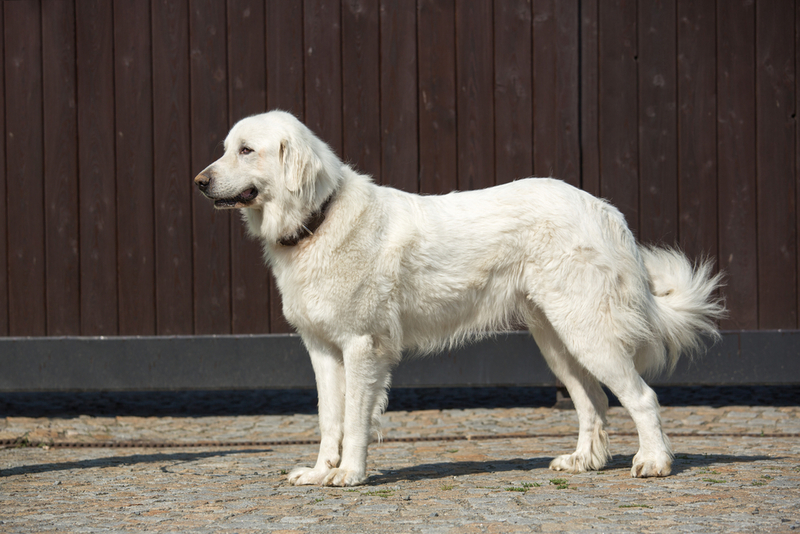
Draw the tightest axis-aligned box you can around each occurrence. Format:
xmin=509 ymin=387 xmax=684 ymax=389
xmin=195 ymin=111 xmax=724 ymax=487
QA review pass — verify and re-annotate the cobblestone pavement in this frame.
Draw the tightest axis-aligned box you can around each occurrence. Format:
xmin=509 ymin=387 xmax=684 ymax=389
xmin=1 ymin=389 xmax=799 ymax=532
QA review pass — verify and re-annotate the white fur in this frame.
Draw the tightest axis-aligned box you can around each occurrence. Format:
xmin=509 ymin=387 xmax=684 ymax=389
xmin=196 ymin=111 xmax=725 ymax=486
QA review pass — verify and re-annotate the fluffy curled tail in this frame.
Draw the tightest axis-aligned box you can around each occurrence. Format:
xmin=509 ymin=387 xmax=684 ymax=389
xmin=638 ymin=246 xmax=726 ymax=377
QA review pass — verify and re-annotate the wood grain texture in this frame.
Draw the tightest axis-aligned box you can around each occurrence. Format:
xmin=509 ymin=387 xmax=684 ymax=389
xmin=380 ymin=0 xmax=418 ymax=192
xmin=152 ymin=0 xmax=194 ymax=335
xmin=228 ymin=0 xmax=271 ymax=335
xmin=533 ymin=0 xmax=556 ymax=178
xmin=77 ymin=0 xmax=119 ymax=335
xmin=42 ymin=0 xmax=80 ymax=335
xmin=0 ymin=1 xmax=797 ymax=336
xmin=4 ymin=1 xmax=46 ymax=335
xmin=717 ymin=0 xmax=757 ymax=330
xmin=0 ymin=4 xmax=6 ymax=335
xmin=552 ymin=0 xmax=580 ymax=186
xmin=304 ymin=0 xmax=343 ymax=154
xmin=598 ymin=0 xmax=639 ymax=230
xmin=579 ymin=0 xmax=600 ymax=197
xmin=343 ymin=0 xmax=381 ymax=180
xmin=533 ymin=0 xmax=579 ymax=186
xmin=455 ymin=0 xmax=494 ymax=191
xmin=267 ymin=0 xmax=305 ymax=118
xmin=677 ymin=0 xmax=718 ymax=262
xmin=495 ymin=0 xmax=532 ymax=185
xmin=189 ymin=0 xmax=231 ymax=334
xmin=637 ymin=0 xmax=677 ymax=247
xmin=417 ymin=0 xmax=457 ymax=195
xmin=756 ymin=0 xmax=797 ymax=329
xmin=266 ymin=0 xmax=304 ymax=334
xmin=115 ymin=0 xmax=156 ymax=335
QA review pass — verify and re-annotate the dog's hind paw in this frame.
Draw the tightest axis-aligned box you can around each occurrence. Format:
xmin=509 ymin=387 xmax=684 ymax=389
xmin=549 ymin=453 xmax=602 ymax=474
xmin=322 ymin=468 xmax=367 ymax=487
xmin=631 ymin=451 xmax=672 ymax=478
xmin=288 ymin=466 xmax=331 ymax=486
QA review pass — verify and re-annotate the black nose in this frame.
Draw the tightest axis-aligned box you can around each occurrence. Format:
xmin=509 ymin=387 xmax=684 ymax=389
xmin=195 ymin=173 xmax=211 ymax=192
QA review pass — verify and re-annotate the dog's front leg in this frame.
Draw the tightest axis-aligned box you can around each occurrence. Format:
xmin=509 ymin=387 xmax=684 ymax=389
xmin=323 ymin=336 xmax=391 ymax=487
xmin=288 ymin=344 xmax=345 ymax=486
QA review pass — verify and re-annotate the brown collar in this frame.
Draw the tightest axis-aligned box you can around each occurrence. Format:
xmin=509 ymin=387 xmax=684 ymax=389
xmin=277 ymin=193 xmax=336 ymax=247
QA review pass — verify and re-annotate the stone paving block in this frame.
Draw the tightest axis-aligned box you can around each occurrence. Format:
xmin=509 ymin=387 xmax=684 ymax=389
xmin=2 ymin=405 xmax=800 ymax=532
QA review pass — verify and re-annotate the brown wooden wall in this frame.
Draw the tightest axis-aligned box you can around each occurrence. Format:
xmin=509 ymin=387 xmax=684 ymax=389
xmin=1 ymin=0 xmax=798 ymax=336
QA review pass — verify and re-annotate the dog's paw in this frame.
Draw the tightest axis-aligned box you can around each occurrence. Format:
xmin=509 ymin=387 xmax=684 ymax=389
xmin=549 ymin=453 xmax=592 ymax=474
xmin=322 ymin=468 xmax=367 ymax=487
xmin=631 ymin=451 xmax=672 ymax=478
xmin=287 ymin=466 xmax=331 ymax=486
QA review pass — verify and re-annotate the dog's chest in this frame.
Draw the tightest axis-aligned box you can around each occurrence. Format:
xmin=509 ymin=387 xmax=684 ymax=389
xmin=273 ymin=249 xmax=388 ymax=331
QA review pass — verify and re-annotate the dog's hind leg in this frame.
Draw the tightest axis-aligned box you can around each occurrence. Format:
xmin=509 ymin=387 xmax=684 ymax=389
xmin=288 ymin=340 xmax=346 ymax=486
xmin=581 ymin=352 xmax=672 ymax=477
xmin=562 ymin=336 xmax=673 ymax=478
xmin=529 ymin=313 xmax=611 ymax=474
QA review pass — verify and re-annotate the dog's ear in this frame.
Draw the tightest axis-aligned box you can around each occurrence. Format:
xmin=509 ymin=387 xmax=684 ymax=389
xmin=280 ymin=136 xmax=322 ymax=194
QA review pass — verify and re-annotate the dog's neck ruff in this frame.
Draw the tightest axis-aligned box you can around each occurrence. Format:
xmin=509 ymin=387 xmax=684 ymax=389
xmin=278 ymin=192 xmax=336 ymax=247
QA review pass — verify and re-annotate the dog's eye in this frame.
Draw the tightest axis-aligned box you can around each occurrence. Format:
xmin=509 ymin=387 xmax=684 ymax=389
xmin=239 ymin=147 xmax=253 ymax=155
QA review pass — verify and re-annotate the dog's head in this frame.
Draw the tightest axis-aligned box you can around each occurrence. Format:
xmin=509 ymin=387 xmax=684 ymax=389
xmin=194 ymin=111 xmax=341 ymax=241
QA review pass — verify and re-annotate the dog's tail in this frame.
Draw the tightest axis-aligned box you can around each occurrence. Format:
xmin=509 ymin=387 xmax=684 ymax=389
xmin=637 ymin=246 xmax=726 ymax=377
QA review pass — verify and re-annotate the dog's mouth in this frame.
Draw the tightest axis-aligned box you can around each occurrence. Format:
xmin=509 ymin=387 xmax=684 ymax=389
xmin=213 ymin=187 xmax=259 ymax=208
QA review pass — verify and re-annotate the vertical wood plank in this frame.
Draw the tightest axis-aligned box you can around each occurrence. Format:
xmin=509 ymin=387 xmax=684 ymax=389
xmin=533 ymin=0 xmax=556 ymax=178
xmin=553 ymin=0 xmax=580 ymax=186
xmin=4 ymin=1 xmax=46 ymax=335
xmin=115 ymin=0 xmax=156 ymax=335
xmin=495 ymin=0 xmax=532 ymax=184
xmin=599 ymin=0 xmax=639 ymax=229
xmin=418 ymin=0 xmax=457 ymax=195
xmin=42 ymin=0 xmax=80 ymax=335
xmin=455 ymin=0 xmax=494 ymax=191
xmin=77 ymin=0 xmax=118 ymax=335
xmin=677 ymin=0 xmax=717 ymax=262
xmin=152 ymin=0 xmax=193 ymax=335
xmin=190 ymin=0 xmax=231 ymax=335
xmin=380 ymin=0 xmax=418 ymax=192
xmin=0 ymin=4 xmax=6 ymax=335
xmin=267 ymin=0 xmax=304 ymax=118
xmin=228 ymin=0 xmax=269 ymax=335
xmin=266 ymin=0 xmax=303 ymax=334
xmin=638 ymin=0 xmax=678 ymax=246
xmin=228 ymin=0 xmax=270 ymax=334
xmin=580 ymin=0 xmax=600 ymax=196
xmin=717 ymin=0 xmax=757 ymax=330
xmin=533 ymin=0 xmax=580 ymax=186
xmin=756 ymin=0 xmax=797 ymax=329
xmin=343 ymin=0 xmax=381 ymax=180
xmin=228 ymin=0 xmax=267 ymax=126
xmin=305 ymin=0 xmax=343 ymax=153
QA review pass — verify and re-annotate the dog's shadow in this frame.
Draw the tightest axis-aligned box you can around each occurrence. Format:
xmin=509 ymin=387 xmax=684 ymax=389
xmin=371 ymin=457 xmax=551 ymax=484
xmin=667 ymin=452 xmax=778 ymax=475
xmin=368 ymin=452 xmax=777 ymax=485
xmin=0 ymin=449 xmax=270 ymax=478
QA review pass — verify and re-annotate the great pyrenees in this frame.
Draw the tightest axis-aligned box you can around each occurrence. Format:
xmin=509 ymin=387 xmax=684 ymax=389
xmin=195 ymin=110 xmax=724 ymax=487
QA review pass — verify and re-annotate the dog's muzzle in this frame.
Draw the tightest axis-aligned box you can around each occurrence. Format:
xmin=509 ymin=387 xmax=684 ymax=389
xmin=195 ymin=172 xmax=212 ymax=194
xmin=194 ymin=170 xmax=259 ymax=208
